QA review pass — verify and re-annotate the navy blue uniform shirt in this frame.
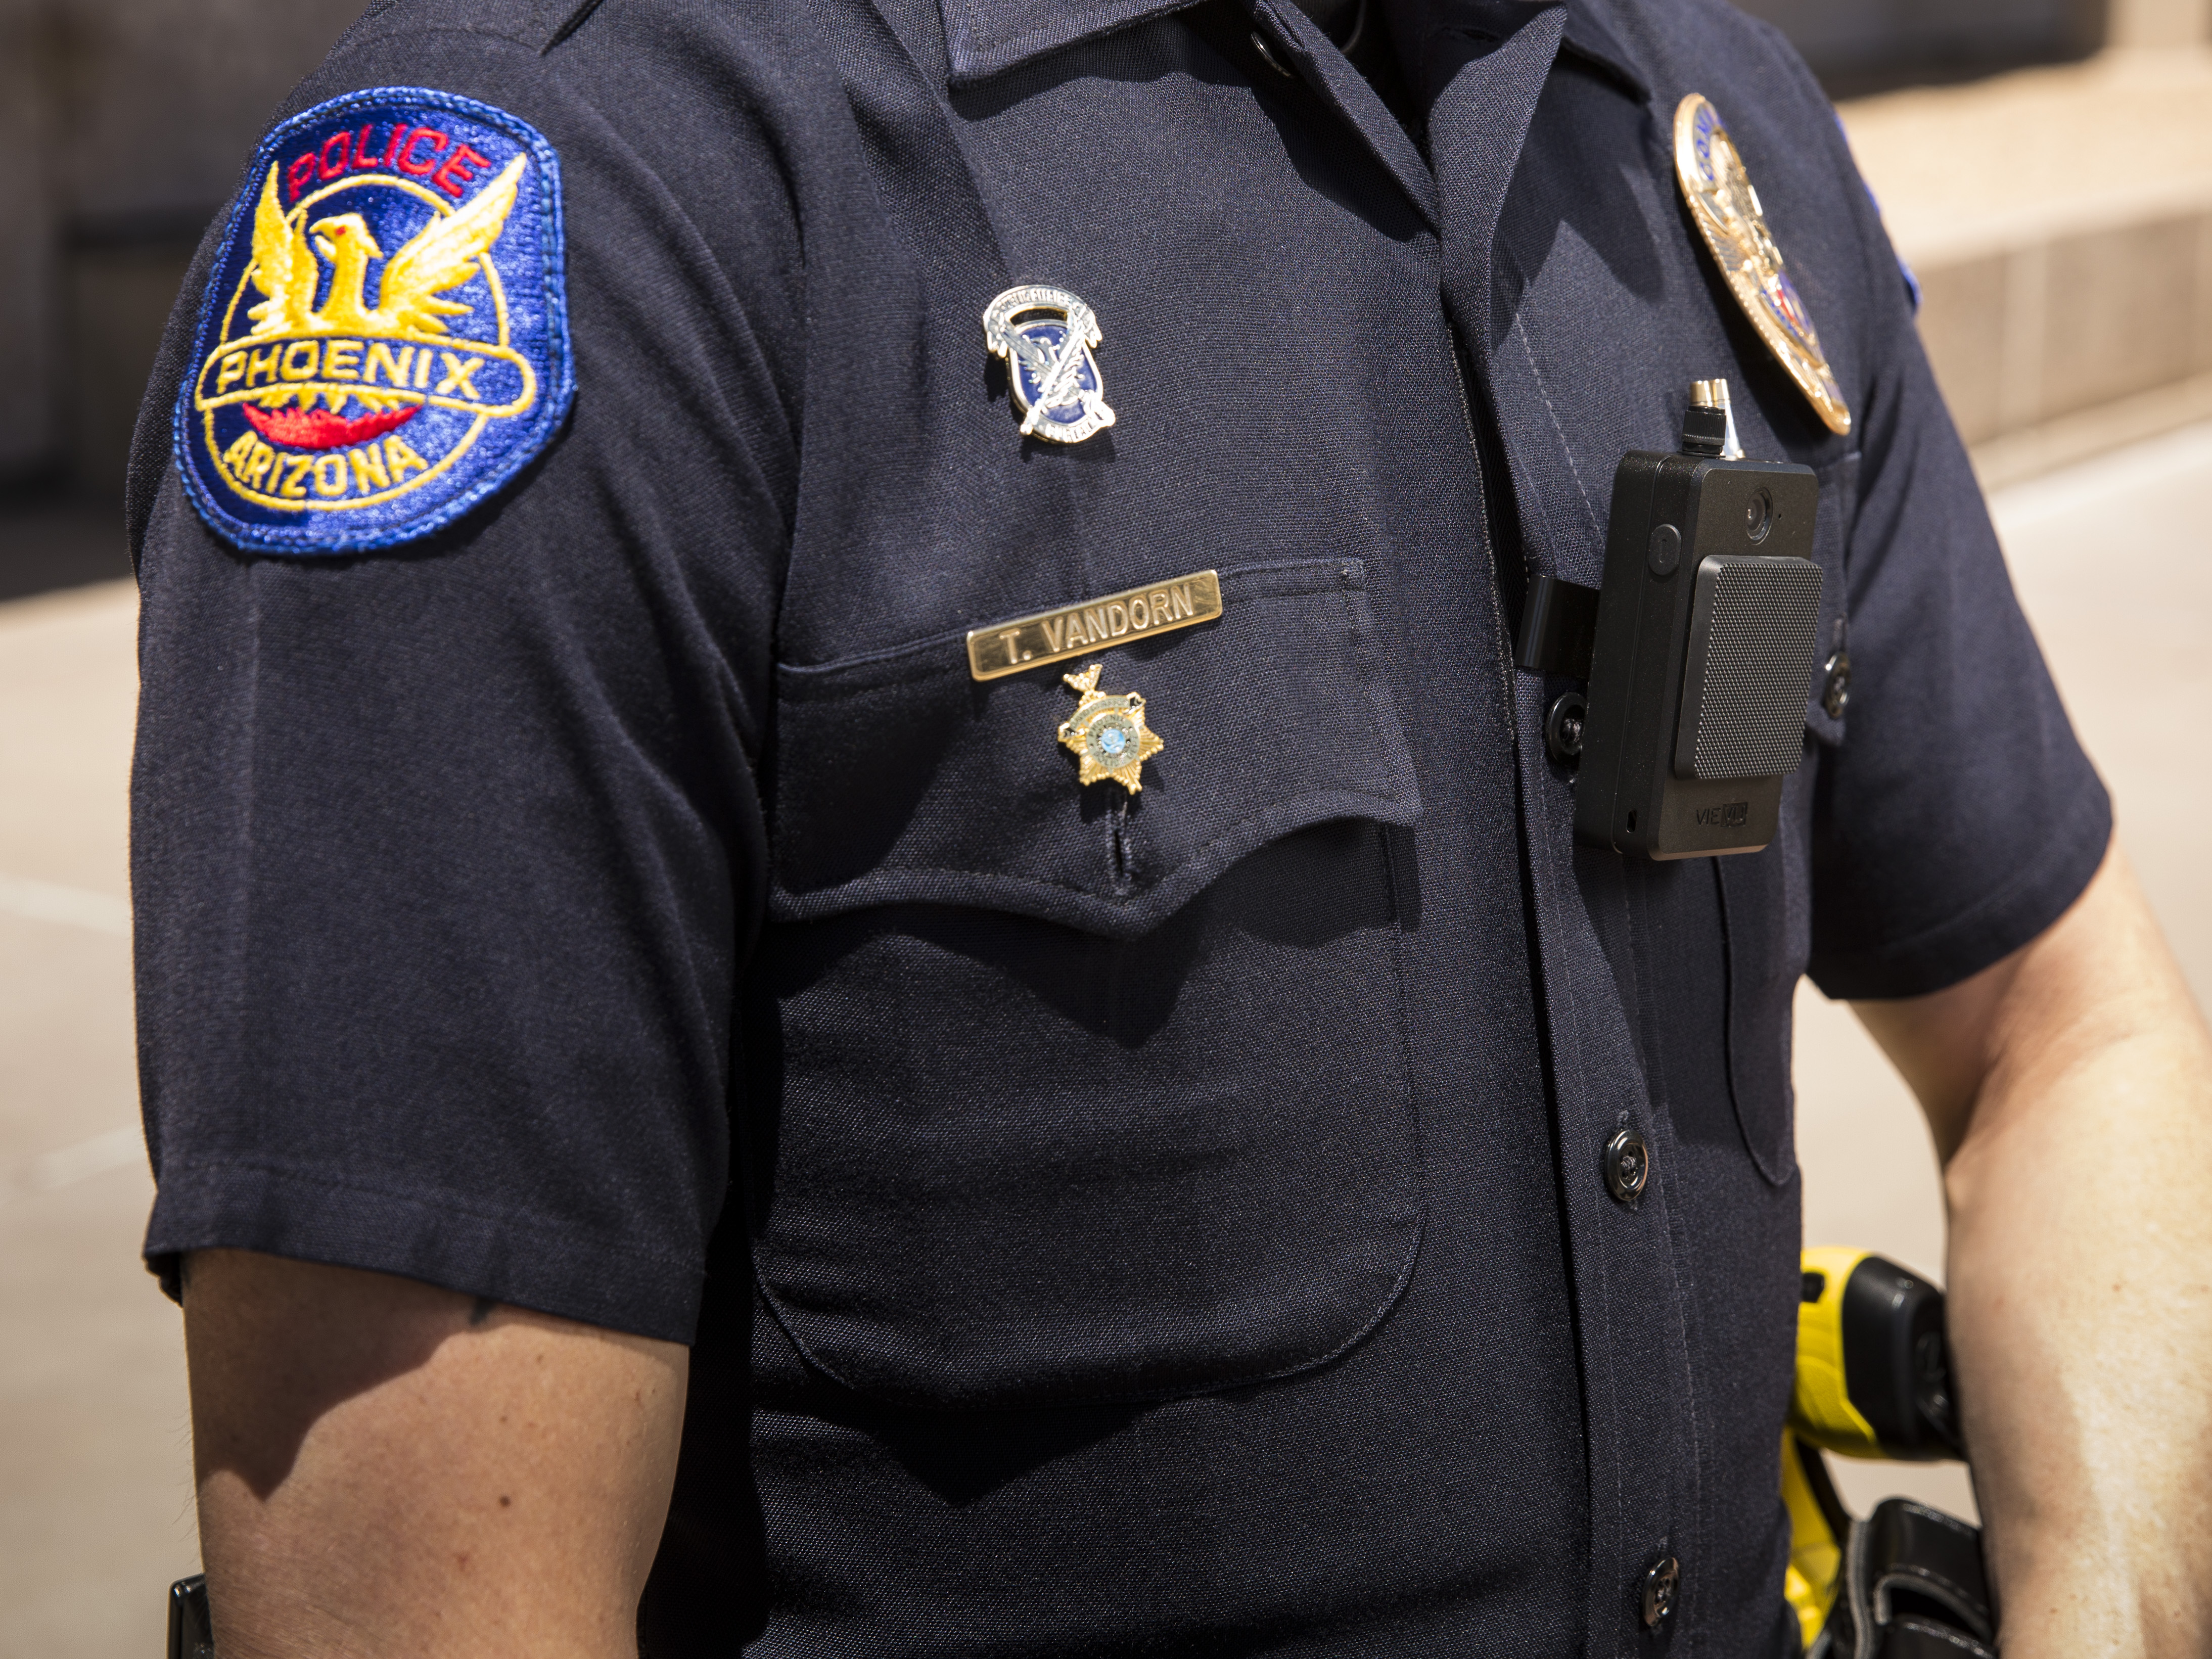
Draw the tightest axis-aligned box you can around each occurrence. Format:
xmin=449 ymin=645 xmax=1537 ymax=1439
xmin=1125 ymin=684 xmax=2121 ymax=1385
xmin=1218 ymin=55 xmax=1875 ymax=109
xmin=129 ymin=0 xmax=2109 ymax=1652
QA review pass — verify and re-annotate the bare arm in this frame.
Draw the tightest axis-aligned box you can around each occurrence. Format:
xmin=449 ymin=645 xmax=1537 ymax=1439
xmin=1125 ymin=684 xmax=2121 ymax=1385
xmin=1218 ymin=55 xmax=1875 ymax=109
xmin=183 ymin=1249 xmax=687 ymax=1659
xmin=1854 ymin=843 xmax=2212 ymax=1655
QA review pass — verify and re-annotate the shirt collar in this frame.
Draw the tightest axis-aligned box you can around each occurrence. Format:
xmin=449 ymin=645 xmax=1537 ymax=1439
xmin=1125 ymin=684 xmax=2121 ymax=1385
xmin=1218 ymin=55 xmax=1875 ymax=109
xmin=941 ymin=0 xmax=1200 ymax=87
xmin=939 ymin=0 xmax=1649 ymax=101
xmin=1432 ymin=0 xmax=1647 ymax=101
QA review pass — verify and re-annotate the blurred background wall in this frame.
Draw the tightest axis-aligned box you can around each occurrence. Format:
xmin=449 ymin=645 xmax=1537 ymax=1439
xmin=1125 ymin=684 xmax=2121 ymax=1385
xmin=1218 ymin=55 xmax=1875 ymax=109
xmin=0 ymin=0 xmax=363 ymax=505
xmin=3 ymin=0 xmax=2211 ymax=537
xmin=1736 ymin=0 xmax=2108 ymax=92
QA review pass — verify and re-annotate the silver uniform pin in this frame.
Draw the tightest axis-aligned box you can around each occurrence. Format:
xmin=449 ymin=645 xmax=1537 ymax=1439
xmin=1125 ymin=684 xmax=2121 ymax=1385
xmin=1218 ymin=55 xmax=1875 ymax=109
xmin=984 ymin=285 xmax=1115 ymax=444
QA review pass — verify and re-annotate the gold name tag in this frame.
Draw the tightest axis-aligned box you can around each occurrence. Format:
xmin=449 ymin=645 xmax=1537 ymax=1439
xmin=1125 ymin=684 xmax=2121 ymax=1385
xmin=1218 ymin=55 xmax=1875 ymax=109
xmin=966 ymin=569 xmax=1222 ymax=681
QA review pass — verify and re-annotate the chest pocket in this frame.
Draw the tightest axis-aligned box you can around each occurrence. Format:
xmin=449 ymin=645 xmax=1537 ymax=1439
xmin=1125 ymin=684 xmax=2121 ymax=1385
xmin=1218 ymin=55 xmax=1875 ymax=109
xmin=751 ymin=558 xmax=1424 ymax=1408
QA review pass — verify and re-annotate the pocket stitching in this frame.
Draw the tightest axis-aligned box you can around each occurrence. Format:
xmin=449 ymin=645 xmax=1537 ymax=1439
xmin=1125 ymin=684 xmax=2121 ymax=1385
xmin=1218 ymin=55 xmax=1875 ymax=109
xmin=767 ymin=786 xmax=1421 ymax=916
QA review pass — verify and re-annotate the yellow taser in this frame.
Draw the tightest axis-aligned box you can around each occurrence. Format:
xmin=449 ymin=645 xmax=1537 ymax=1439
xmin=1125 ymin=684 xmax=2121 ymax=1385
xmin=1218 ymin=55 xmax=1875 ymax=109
xmin=1782 ymin=1248 xmax=1967 ymax=1648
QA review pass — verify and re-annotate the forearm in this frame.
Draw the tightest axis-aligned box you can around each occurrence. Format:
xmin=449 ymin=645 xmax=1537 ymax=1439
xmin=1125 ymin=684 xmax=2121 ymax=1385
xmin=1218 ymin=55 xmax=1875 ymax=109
xmin=186 ymin=1251 xmax=687 ymax=1659
xmin=1861 ymin=851 xmax=2212 ymax=1654
xmin=1946 ymin=1015 xmax=2212 ymax=1651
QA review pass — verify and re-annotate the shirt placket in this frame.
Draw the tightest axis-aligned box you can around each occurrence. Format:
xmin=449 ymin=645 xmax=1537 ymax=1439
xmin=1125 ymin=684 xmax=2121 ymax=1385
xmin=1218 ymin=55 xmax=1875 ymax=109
xmin=1246 ymin=2 xmax=1705 ymax=1650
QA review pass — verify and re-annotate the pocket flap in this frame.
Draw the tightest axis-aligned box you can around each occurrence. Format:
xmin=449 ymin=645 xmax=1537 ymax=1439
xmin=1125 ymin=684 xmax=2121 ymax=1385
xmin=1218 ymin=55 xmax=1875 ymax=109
xmin=769 ymin=558 xmax=1420 ymax=939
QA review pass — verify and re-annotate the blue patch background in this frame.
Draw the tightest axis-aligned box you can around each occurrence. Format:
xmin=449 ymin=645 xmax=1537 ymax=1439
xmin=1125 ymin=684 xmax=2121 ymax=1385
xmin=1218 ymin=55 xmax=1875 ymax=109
xmin=175 ymin=88 xmax=572 ymax=556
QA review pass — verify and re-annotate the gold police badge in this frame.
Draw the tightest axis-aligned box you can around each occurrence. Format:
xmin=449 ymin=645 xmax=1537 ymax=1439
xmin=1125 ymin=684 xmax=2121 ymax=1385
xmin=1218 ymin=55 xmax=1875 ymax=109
xmin=1057 ymin=664 xmax=1164 ymax=792
xmin=1673 ymin=94 xmax=1851 ymax=436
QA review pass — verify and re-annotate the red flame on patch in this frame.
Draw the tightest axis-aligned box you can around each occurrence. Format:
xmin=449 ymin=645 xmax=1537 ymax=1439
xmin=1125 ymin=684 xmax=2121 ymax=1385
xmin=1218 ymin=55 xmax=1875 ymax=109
xmin=240 ymin=402 xmax=421 ymax=451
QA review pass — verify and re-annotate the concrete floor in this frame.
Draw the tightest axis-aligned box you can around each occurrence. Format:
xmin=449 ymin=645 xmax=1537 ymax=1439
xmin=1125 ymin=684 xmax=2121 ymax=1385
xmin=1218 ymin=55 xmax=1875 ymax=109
xmin=0 ymin=571 xmax=196 ymax=1659
xmin=5 ymin=422 xmax=2212 ymax=1649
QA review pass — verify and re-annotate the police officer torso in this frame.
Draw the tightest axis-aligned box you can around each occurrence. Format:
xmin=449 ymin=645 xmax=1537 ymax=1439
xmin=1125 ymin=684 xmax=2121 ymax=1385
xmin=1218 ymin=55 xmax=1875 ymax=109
xmin=132 ymin=0 xmax=2107 ymax=1652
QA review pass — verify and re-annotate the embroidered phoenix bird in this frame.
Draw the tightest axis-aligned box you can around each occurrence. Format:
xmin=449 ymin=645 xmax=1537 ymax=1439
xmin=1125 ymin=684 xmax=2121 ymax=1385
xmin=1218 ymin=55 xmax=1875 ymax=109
xmin=241 ymin=154 xmax=524 ymax=422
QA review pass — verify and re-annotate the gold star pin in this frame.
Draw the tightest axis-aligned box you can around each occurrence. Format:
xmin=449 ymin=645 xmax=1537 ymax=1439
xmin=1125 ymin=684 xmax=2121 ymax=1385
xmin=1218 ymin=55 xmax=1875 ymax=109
xmin=1056 ymin=663 xmax=1164 ymax=792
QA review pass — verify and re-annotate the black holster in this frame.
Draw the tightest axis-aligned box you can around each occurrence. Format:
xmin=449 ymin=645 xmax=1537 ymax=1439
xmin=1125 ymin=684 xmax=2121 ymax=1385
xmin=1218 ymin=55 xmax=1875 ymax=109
xmin=1813 ymin=1499 xmax=1994 ymax=1659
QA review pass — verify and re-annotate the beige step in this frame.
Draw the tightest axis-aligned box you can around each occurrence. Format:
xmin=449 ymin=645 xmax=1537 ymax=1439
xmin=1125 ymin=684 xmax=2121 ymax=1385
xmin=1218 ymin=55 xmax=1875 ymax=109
xmin=1840 ymin=47 xmax=2212 ymax=487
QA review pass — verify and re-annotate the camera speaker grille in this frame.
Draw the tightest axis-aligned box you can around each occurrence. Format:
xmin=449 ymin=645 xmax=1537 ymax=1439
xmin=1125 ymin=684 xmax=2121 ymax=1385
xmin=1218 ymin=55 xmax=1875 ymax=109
xmin=1680 ymin=557 xmax=1823 ymax=782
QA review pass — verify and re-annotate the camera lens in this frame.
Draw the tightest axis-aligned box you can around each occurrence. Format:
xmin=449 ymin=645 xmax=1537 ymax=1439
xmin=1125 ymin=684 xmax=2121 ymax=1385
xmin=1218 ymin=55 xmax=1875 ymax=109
xmin=1744 ymin=487 xmax=1773 ymax=543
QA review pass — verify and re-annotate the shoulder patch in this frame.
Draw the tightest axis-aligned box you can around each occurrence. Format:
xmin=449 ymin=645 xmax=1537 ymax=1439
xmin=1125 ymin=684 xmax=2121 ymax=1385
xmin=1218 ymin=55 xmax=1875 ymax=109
xmin=175 ymin=88 xmax=572 ymax=555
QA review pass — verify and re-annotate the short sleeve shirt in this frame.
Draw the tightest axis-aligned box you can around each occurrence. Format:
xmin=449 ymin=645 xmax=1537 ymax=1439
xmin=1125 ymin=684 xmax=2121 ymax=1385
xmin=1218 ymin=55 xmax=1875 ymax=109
xmin=129 ymin=0 xmax=2108 ymax=1652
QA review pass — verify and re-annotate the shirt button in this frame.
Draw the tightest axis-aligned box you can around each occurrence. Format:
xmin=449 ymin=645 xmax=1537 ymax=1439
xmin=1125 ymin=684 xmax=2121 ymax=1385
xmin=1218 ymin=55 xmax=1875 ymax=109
xmin=1641 ymin=1555 xmax=1681 ymax=1627
xmin=1602 ymin=1128 xmax=1651 ymax=1205
xmin=1822 ymin=649 xmax=1852 ymax=718
xmin=1545 ymin=690 xmax=1587 ymax=764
